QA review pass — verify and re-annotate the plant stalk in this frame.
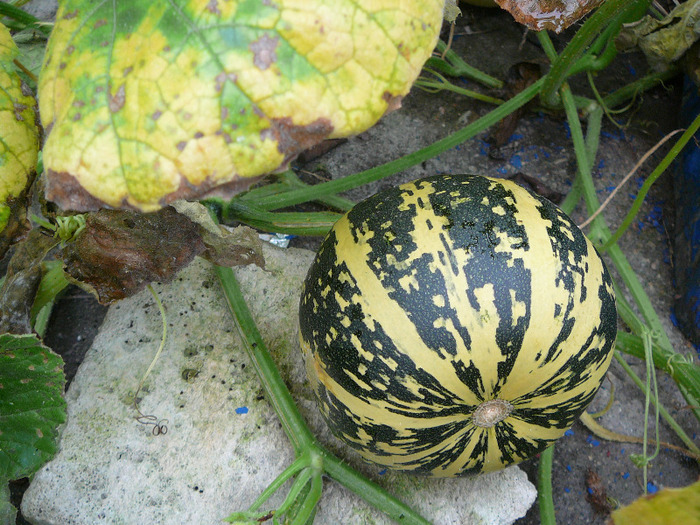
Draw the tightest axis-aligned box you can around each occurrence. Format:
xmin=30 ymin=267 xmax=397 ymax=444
xmin=215 ymin=265 xmax=431 ymax=524
xmin=255 ymin=78 xmax=544 ymax=211
xmin=537 ymin=445 xmax=556 ymax=525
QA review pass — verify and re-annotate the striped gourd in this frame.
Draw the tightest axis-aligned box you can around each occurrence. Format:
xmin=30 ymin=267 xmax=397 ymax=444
xmin=298 ymin=174 xmax=617 ymax=476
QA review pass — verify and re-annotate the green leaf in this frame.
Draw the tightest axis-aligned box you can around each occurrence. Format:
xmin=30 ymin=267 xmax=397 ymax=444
xmin=0 ymin=22 xmax=40 ymax=258
xmin=0 ymin=482 xmax=16 ymax=525
xmin=39 ymin=0 xmax=443 ymax=212
xmin=0 ymin=333 xmax=66 ymax=481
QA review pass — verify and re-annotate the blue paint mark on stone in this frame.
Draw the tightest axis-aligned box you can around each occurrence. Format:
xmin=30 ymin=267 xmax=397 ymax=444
xmin=564 ymin=487 xmax=570 ymax=493
xmin=647 ymin=481 xmax=659 ymax=494
xmin=565 ymin=429 xmax=574 ymax=437
xmin=586 ymin=435 xmax=600 ymax=446
xmin=566 ymin=465 xmax=572 ymax=472
xmin=510 ymin=154 xmax=523 ymax=169
xmin=235 ymin=406 xmax=249 ymax=415
xmin=378 ymin=469 xmax=387 ymax=475
xmin=622 ymin=472 xmax=630 ymax=480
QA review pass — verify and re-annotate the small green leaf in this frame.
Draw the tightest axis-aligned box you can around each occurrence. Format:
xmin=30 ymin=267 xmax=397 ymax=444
xmin=0 ymin=333 xmax=66 ymax=481
xmin=39 ymin=0 xmax=443 ymax=212
xmin=0 ymin=23 xmax=40 ymax=258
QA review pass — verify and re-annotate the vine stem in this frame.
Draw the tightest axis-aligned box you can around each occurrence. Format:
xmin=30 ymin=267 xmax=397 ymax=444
xmin=253 ymin=78 xmax=544 ymax=211
xmin=537 ymin=446 xmax=556 ymax=525
xmin=215 ymin=264 xmax=431 ymax=524
xmin=215 ymin=265 xmax=315 ymax=454
xmin=614 ymin=352 xmax=700 ymax=458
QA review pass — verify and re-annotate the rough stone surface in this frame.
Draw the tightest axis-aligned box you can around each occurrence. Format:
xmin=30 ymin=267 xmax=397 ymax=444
xmin=22 ymin=246 xmax=537 ymax=525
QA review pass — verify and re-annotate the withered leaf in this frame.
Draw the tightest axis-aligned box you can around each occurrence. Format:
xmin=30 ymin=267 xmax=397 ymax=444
xmin=170 ymin=201 xmax=265 ymax=269
xmin=488 ymin=62 xmax=542 ymax=153
xmin=585 ymin=467 xmax=614 ymax=515
xmin=61 ymin=208 xmax=205 ymax=304
xmin=494 ymin=0 xmax=604 ymax=33
xmin=0 ymin=229 xmax=59 ymax=334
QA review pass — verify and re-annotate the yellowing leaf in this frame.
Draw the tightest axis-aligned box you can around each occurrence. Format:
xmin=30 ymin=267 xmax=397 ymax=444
xmin=0 ymin=23 xmax=40 ymax=256
xmin=39 ymin=0 xmax=443 ymax=212
xmin=610 ymin=480 xmax=700 ymax=525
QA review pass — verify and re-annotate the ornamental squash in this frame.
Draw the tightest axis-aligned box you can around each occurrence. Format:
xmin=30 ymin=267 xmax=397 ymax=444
xmin=298 ymin=174 xmax=617 ymax=477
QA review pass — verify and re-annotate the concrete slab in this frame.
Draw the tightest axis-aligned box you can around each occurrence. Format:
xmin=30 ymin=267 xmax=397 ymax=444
xmin=22 ymin=247 xmax=536 ymax=525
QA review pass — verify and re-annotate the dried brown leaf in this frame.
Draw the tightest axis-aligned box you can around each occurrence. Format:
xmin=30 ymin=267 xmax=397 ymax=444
xmin=494 ymin=0 xmax=604 ymax=33
xmin=61 ymin=208 xmax=204 ymax=304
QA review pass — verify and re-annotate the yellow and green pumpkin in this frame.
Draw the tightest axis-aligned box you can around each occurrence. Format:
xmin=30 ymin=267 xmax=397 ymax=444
xmin=299 ymin=174 xmax=616 ymax=476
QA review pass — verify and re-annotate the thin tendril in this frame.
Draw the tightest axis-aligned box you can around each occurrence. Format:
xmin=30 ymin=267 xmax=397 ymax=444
xmin=578 ymin=129 xmax=683 ymax=229
xmin=133 ymin=284 xmax=169 ymax=436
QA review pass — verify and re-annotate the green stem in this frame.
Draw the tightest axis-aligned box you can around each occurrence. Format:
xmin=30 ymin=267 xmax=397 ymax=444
xmin=215 ymin=265 xmax=316 ymax=454
xmin=431 ymin=40 xmax=503 ymax=89
xmin=615 ymin=331 xmax=700 ymax=416
xmin=599 ymin=68 xmax=678 ymax=111
xmin=239 ymin=171 xmax=355 ymax=212
xmin=539 ymin=0 xmax=649 ymax=108
xmin=0 ymin=1 xmax=51 ymax=34
xmin=320 ymin=450 xmax=431 ymax=525
xmin=255 ymin=78 xmax=544 ymax=211
xmin=537 ymin=445 xmax=556 ymax=525
xmin=249 ymin=453 xmax=309 ymax=511
xmin=216 ymin=265 xmax=431 ymax=524
xmin=415 ymin=74 xmax=504 ymax=106
xmin=221 ymin=200 xmax=341 ymax=236
xmin=614 ymin=353 xmax=700 ymax=458
xmin=601 ymin=112 xmax=700 ymax=251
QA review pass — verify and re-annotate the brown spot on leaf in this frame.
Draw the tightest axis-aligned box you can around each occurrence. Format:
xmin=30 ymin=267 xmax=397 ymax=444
xmin=152 ymin=110 xmax=162 ymax=120
xmin=72 ymin=113 xmax=82 ymax=121
xmin=59 ymin=62 xmax=67 ymax=70
xmin=45 ymin=170 xmax=112 ymax=212
xmin=249 ymin=34 xmax=279 ymax=70
xmin=36 ymin=428 xmax=43 ymax=438
xmin=66 ymin=45 xmax=75 ymax=55
xmin=194 ymin=132 xmax=204 ymax=139
xmin=207 ymin=0 xmax=220 ymax=14
xmin=13 ymin=102 xmax=27 ymax=121
xmin=63 ymin=9 xmax=78 ymax=19
xmin=177 ymin=141 xmax=187 ymax=151
xmin=72 ymin=100 xmax=85 ymax=108
xmin=215 ymin=72 xmax=237 ymax=92
xmin=109 ymin=85 xmax=126 ymax=113
xmin=123 ymin=66 xmax=133 ymax=76
xmin=263 ymin=117 xmax=334 ymax=165
xmin=494 ymin=0 xmax=603 ymax=33
xmin=94 ymin=18 xmax=107 ymax=29
xmin=382 ymin=92 xmax=403 ymax=115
